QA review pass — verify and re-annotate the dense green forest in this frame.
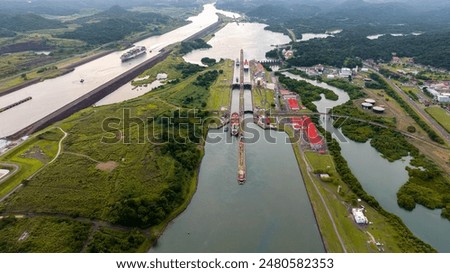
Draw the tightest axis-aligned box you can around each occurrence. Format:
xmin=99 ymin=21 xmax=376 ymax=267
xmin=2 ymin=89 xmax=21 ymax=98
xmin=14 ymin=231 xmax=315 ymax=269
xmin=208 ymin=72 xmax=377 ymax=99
xmin=87 ymin=228 xmax=147 ymax=253
xmin=0 ymin=6 xmax=179 ymax=46
xmin=0 ymin=13 xmax=65 ymax=33
xmin=0 ymin=28 xmax=16 ymax=38
xmin=72 ymin=5 xmax=172 ymax=25
xmin=288 ymin=30 xmax=450 ymax=70
xmin=221 ymin=0 xmax=450 ymax=70
xmin=58 ymin=6 xmax=176 ymax=45
xmin=179 ymin=39 xmax=212 ymax=55
xmin=201 ymin=57 xmax=217 ymax=66
xmin=59 ymin=18 xmax=144 ymax=45
xmin=276 ymin=72 xmax=338 ymax=111
xmin=245 ymin=4 xmax=320 ymax=21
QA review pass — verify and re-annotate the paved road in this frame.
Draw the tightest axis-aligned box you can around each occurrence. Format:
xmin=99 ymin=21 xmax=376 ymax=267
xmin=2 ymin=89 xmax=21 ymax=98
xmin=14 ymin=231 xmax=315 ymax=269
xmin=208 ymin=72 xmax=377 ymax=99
xmin=0 ymin=127 xmax=68 ymax=202
xmin=49 ymin=127 xmax=68 ymax=165
xmin=370 ymin=69 xmax=450 ymax=145
xmin=0 ymin=162 xmax=19 ymax=185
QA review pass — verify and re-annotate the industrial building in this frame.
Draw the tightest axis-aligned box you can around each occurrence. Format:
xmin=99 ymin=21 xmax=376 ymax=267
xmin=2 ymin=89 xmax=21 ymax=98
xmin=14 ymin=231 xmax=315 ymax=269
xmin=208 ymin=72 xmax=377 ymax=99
xmin=339 ymin=67 xmax=352 ymax=78
xmin=352 ymin=208 xmax=369 ymax=224
xmin=361 ymin=102 xmax=373 ymax=109
xmin=437 ymin=93 xmax=450 ymax=103
xmin=291 ymin=116 xmax=325 ymax=151
xmin=373 ymin=106 xmax=386 ymax=114
xmin=287 ymin=98 xmax=300 ymax=110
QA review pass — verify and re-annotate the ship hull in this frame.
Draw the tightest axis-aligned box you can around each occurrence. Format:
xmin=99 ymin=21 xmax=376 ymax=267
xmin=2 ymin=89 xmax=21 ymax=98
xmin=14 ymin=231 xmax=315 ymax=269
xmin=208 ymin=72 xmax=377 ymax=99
xmin=230 ymin=112 xmax=240 ymax=136
xmin=120 ymin=46 xmax=147 ymax=62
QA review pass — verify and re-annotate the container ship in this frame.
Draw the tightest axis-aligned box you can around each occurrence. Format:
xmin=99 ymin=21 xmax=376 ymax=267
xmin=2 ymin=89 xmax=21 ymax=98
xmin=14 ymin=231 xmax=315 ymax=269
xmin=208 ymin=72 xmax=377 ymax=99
xmin=237 ymin=136 xmax=246 ymax=183
xmin=120 ymin=46 xmax=147 ymax=62
xmin=230 ymin=112 xmax=240 ymax=136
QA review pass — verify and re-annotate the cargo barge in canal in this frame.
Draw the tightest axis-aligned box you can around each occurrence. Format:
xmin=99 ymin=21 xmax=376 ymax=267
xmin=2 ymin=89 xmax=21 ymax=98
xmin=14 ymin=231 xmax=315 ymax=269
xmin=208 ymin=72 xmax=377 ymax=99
xmin=237 ymin=136 xmax=246 ymax=184
xmin=230 ymin=112 xmax=240 ymax=136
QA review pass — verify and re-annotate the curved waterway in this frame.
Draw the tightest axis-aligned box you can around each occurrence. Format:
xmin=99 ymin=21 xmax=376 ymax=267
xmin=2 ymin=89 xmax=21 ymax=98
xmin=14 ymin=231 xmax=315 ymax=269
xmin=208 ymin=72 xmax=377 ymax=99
xmin=283 ymin=72 xmax=450 ymax=252
xmin=0 ymin=4 xmax=239 ymax=138
xmin=151 ymin=120 xmax=324 ymax=252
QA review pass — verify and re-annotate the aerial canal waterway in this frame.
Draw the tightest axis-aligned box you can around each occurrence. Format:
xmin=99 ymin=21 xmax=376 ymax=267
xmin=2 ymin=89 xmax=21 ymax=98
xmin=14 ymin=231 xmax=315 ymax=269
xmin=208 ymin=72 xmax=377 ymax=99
xmin=283 ymin=72 xmax=450 ymax=252
xmin=0 ymin=4 xmax=239 ymax=138
xmin=150 ymin=20 xmax=323 ymax=252
xmin=151 ymin=123 xmax=324 ymax=252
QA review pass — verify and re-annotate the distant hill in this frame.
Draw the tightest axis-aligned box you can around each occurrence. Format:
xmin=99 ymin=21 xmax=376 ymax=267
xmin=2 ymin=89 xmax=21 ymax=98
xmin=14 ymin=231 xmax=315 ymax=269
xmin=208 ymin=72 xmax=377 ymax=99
xmin=0 ymin=13 xmax=66 ymax=32
xmin=246 ymin=4 xmax=320 ymax=21
xmin=0 ymin=0 xmax=203 ymax=15
xmin=327 ymin=0 xmax=420 ymax=23
xmin=59 ymin=6 xmax=175 ymax=45
xmin=72 ymin=5 xmax=170 ymax=25
xmin=0 ymin=1 xmax=78 ymax=16
xmin=0 ymin=28 xmax=16 ymax=38
xmin=59 ymin=18 xmax=143 ymax=45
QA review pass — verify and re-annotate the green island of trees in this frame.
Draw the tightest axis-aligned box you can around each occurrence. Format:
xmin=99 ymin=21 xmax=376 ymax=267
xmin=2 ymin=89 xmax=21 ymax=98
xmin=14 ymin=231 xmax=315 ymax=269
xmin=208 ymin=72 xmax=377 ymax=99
xmin=179 ymin=39 xmax=212 ymax=55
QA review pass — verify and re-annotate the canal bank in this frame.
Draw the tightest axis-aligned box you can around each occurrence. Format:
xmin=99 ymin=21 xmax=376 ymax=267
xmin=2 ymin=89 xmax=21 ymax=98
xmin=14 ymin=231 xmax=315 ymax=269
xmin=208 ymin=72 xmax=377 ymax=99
xmin=283 ymin=73 xmax=447 ymax=252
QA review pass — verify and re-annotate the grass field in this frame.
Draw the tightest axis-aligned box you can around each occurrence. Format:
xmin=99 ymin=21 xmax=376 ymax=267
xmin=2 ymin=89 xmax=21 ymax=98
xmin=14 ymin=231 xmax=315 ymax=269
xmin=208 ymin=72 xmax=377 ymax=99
xmin=0 ymin=128 xmax=63 ymax=198
xmin=425 ymin=106 xmax=450 ymax=134
xmin=253 ymin=85 xmax=275 ymax=110
xmin=362 ymin=87 xmax=430 ymax=137
xmin=0 ymin=216 xmax=91 ymax=252
xmin=285 ymin=126 xmax=422 ymax=252
xmin=207 ymin=59 xmax=232 ymax=110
